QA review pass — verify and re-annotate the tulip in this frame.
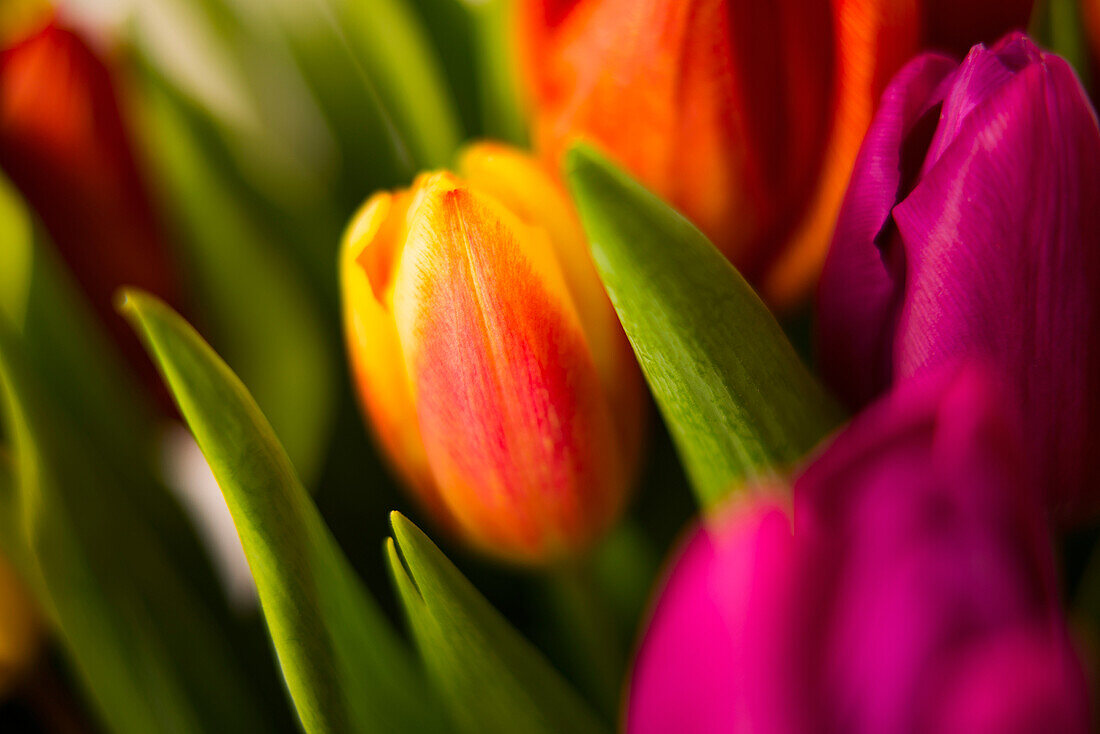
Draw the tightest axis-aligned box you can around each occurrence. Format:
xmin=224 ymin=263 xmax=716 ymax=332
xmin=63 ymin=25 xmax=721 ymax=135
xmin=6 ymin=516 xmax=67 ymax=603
xmin=818 ymin=34 xmax=1100 ymax=518
xmin=341 ymin=142 xmax=644 ymax=563
xmin=519 ymin=0 xmax=1033 ymax=307
xmin=0 ymin=17 xmax=180 ymax=372
xmin=627 ymin=364 xmax=1090 ymax=734
xmin=0 ymin=553 xmax=41 ymax=696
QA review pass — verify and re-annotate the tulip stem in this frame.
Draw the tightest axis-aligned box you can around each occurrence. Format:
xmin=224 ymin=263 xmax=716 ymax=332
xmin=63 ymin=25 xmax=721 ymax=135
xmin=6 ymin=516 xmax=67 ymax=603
xmin=545 ymin=523 xmax=659 ymax=722
xmin=547 ymin=559 xmax=626 ymax=720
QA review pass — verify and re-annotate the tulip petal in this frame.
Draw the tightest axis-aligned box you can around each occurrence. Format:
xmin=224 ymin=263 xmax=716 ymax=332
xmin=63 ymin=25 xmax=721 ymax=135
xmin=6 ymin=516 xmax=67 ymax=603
xmin=626 ymin=495 xmax=795 ymax=734
xmin=764 ymin=0 xmax=923 ymax=306
xmin=524 ymin=0 xmax=835 ymax=273
xmin=628 ymin=364 xmax=1089 ymax=734
xmin=920 ymin=34 xmax=1041 ymax=173
xmin=0 ymin=21 xmax=181 ymax=383
xmin=890 ymin=45 xmax=1100 ymax=515
xmin=817 ymin=52 xmax=956 ymax=406
xmin=791 ymin=365 xmax=1059 ymax=734
xmin=457 ymin=142 xmax=646 ymax=461
xmin=342 ymin=191 xmax=448 ymax=522
xmin=393 ymin=176 xmax=624 ymax=561
xmin=931 ymin=626 xmax=1090 ymax=734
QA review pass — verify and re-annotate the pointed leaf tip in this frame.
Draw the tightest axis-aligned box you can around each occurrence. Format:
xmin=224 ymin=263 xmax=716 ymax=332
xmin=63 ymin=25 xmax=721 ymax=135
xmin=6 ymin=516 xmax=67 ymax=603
xmin=121 ymin=295 xmax=445 ymax=734
xmin=388 ymin=515 xmax=610 ymax=734
xmin=565 ymin=147 xmax=843 ymax=509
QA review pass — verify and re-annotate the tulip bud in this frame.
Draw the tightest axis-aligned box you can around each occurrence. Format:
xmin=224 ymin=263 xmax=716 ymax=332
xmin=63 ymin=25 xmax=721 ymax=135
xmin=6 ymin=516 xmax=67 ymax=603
xmin=818 ymin=34 xmax=1100 ymax=518
xmin=341 ymin=143 xmax=644 ymax=563
xmin=0 ymin=18 xmax=181 ymax=376
xmin=628 ymin=365 xmax=1091 ymax=734
xmin=520 ymin=0 xmax=1034 ymax=307
xmin=0 ymin=553 xmax=42 ymax=696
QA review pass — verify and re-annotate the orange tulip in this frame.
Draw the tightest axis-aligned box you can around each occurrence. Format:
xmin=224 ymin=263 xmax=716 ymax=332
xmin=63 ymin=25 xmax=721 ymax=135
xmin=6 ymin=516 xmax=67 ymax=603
xmin=520 ymin=0 xmax=1034 ymax=308
xmin=0 ymin=17 xmax=181 ymax=375
xmin=341 ymin=143 xmax=645 ymax=563
xmin=0 ymin=553 xmax=42 ymax=696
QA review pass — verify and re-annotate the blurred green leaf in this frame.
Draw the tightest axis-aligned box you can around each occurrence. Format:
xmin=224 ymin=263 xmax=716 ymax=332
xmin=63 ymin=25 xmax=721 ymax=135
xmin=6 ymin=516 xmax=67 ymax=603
xmin=126 ymin=0 xmax=337 ymax=212
xmin=121 ymin=291 xmax=446 ymax=734
xmin=411 ymin=0 xmax=528 ymax=144
xmin=0 ymin=315 xmax=267 ymax=734
xmin=386 ymin=512 xmax=610 ymax=734
xmin=465 ymin=0 xmax=529 ymax=145
xmin=0 ymin=176 xmax=31 ymax=327
xmin=0 ymin=451 xmax=23 ymax=571
xmin=0 ymin=170 xmax=231 ymax=604
xmin=1030 ymin=0 xmax=1091 ymax=88
xmin=566 ymin=144 xmax=843 ymax=510
xmin=137 ymin=87 xmax=336 ymax=483
xmin=332 ymin=0 xmax=462 ymax=168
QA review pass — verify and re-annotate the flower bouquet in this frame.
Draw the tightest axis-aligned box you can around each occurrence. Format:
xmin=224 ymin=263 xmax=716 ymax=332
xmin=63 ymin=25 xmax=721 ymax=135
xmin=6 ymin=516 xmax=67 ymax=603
xmin=0 ymin=0 xmax=1097 ymax=732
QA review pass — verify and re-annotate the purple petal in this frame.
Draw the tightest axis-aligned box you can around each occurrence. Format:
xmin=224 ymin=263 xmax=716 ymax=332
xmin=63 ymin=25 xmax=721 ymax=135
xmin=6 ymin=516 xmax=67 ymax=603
xmin=931 ymin=626 xmax=1090 ymax=734
xmin=817 ymin=53 xmax=957 ymax=407
xmin=789 ymin=364 xmax=1069 ymax=734
xmin=627 ymin=365 xmax=1090 ymax=734
xmin=920 ymin=34 xmax=1041 ymax=173
xmin=891 ymin=49 xmax=1100 ymax=516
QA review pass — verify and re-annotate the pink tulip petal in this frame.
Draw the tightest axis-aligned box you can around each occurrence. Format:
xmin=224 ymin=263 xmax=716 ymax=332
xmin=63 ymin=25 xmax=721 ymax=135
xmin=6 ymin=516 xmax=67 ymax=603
xmin=626 ymin=495 xmax=795 ymax=734
xmin=931 ymin=625 xmax=1090 ymax=734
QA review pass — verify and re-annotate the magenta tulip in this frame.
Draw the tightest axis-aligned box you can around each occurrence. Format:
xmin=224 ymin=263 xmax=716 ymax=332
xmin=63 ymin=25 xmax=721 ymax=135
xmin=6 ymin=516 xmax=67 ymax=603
xmin=817 ymin=34 xmax=1100 ymax=518
xmin=626 ymin=490 xmax=795 ymax=733
xmin=626 ymin=364 xmax=1089 ymax=734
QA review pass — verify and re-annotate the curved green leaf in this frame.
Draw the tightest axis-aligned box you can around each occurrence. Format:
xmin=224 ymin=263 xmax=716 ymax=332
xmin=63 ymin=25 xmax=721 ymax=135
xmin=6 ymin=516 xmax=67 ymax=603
xmin=335 ymin=0 xmax=463 ymax=168
xmin=0 ymin=317 xmax=266 ymax=734
xmin=137 ymin=87 xmax=336 ymax=483
xmin=411 ymin=0 xmax=527 ymax=144
xmin=386 ymin=512 xmax=610 ymax=734
xmin=0 ymin=176 xmax=32 ymax=327
xmin=566 ymin=144 xmax=843 ymax=509
xmin=126 ymin=0 xmax=335 ymax=211
xmin=120 ymin=291 xmax=446 ymax=734
xmin=0 ymin=176 xmax=264 ymax=732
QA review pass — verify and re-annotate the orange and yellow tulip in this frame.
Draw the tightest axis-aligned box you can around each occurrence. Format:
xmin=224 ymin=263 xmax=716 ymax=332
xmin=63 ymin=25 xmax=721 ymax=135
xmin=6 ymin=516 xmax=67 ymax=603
xmin=341 ymin=143 xmax=645 ymax=563
xmin=519 ymin=0 xmax=1033 ymax=308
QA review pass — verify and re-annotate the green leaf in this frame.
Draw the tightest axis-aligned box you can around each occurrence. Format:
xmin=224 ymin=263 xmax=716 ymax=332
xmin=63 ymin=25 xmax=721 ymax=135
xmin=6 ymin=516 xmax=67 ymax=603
xmin=120 ymin=291 xmax=446 ymax=734
xmin=0 ymin=450 xmax=25 ymax=573
xmin=125 ymin=0 xmax=336 ymax=213
xmin=386 ymin=512 xmax=610 ymax=734
xmin=566 ymin=144 xmax=843 ymax=509
xmin=0 ymin=176 xmax=32 ymax=327
xmin=0 ymin=174 xmax=148 ymax=458
xmin=335 ymin=0 xmax=463 ymax=168
xmin=0 ymin=171 xmax=237 ymax=609
xmin=412 ymin=0 xmax=528 ymax=145
xmin=0 ymin=315 xmax=267 ymax=734
xmin=1030 ymin=0 xmax=1090 ymax=89
xmin=136 ymin=87 xmax=336 ymax=483
xmin=463 ymin=0 xmax=529 ymax=145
